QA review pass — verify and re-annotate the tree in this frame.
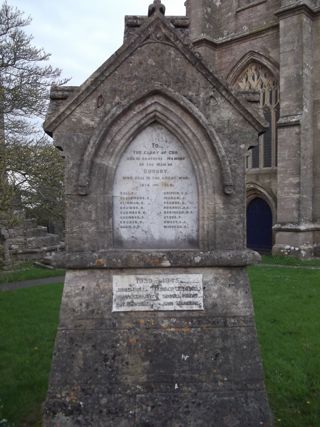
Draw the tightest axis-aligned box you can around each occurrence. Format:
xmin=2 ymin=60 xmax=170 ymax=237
xmin=0 ymin=1 xmax=64 ymax=137
xmin=0 ymin=1 xmax=66 ymax=227
xmin=6 ymin=135 xmax=64 ymax=223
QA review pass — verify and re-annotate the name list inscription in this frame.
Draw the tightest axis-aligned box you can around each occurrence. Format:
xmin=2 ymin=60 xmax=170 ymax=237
xmin=113 ymin=124 xmax=198 ymax=248
xmin=112 ymin=274 xmax=204 ymax=312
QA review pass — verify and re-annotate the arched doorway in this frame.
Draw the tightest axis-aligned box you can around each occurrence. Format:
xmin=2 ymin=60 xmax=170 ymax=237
xmin=247 ymin=197 xmax=273 ymax=253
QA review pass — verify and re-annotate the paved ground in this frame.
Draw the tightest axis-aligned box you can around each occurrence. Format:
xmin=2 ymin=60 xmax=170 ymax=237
xmin=0 ymin=275 xmax=65 ymax=291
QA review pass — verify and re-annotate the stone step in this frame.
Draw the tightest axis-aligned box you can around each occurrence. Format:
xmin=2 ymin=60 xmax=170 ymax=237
xmin=26 ymin=235 xmax=61 ymax=249
xmin=7 ymin=238 xmax=26 ymax=250
xmin=25 ymin=226 xmax=50 ymax=238
xmin=7 ymin=225 xmax=56 ymax=239
xmin=12 ymin=243 xmax=65 ymax=262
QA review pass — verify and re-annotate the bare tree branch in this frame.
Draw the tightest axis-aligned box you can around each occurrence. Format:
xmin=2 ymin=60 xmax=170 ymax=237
xmin=0 ymin=1 xmax=66 ymax=228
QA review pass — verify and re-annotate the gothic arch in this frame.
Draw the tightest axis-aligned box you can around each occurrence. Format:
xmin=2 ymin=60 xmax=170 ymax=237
xmin=227 ymin=51 xmax=279 ymax=87
xmin=78 ymin=87 xmax=234 ymax=196
xmin=246 ymin=184 xmax=276 ymax=252
xmin=246 ymin=183 xmax=276 ymax=223
xmin=228 ymin=53 xmax=279 ymax=170
xmin=77 ymin=88 xmax=234 ymax=250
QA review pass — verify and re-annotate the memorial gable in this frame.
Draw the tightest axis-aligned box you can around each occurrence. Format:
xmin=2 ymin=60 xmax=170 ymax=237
xmin=44 ymin=9 xmax=266 ymax=257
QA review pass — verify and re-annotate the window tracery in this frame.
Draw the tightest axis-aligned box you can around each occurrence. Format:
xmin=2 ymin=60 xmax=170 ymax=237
xmin=235 ymin=62 xmax=279 ymax=170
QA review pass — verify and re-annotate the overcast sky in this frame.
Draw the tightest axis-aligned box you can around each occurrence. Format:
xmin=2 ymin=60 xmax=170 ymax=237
xmin=8 ymin=0 xmax=186 ymax=85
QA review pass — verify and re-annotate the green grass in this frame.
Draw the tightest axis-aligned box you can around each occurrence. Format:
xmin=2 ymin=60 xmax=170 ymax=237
xmin=0 ymin=263 xmax=65 ymax=284
xmin=249 ymin=266 xmax=320 ymax=427
xmin=0 ymin=262 xmax=320 ymax=426
xmin=261 ymin=254 xmax=320 ymax=267
xmin=0 ymin=284 xmax=63 ymax=427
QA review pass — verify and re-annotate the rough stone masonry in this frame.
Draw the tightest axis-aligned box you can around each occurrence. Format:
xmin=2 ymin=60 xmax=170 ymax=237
xmin=43 ymin=1 xmax=273 ymax=425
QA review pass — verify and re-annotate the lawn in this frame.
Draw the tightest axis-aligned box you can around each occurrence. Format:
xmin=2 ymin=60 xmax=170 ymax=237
xmin=0 ymin=263 xmax=65 ymax=285
xmin=0 ymin=284 xmax=64 ymax=427
xmin=0 ymin=263 xmax=319 ymax=426
xmin=261 ymin=254 xmax=320 ymax=268
xmin=248 ymin=266 xmax=320 ymax=427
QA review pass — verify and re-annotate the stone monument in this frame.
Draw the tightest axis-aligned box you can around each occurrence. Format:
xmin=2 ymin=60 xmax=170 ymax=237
xmin=43 ymin=2 xmax=273 ymax=425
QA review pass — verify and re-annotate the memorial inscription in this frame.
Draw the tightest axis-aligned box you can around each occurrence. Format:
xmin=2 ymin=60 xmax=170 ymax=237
xmin=113 ymin=123 xmax=198 ymax=249
xmin=113 ymin=274 xmax=204 ymax=312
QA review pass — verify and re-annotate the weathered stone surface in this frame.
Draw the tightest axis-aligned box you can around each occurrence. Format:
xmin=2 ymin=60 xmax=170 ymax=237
xmin=44 ymin=269 xmax=271 ymax=426
xmin=112 ymin=274 xmax=204 ymax=312
xmin=43 ymin=3 xmax=272 ymax=426
xmin=187 ymin=0 xmax=320 ymax=258
xmin=1 ymin=217 xmax=64 ymax=264
xmin=113 ymin=123 xmax=198 ymax=249
xmin=48 ymin=248 xmax=261 ymax=270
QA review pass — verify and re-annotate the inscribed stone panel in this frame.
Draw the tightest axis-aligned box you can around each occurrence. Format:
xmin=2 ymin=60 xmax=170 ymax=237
xmin=113 ymin=123 xmax=198 ymax=249
xmin=112 ymin=274 xmax=204 ymax=312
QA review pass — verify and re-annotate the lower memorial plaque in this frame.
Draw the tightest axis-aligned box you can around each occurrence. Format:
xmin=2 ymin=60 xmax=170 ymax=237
xmin=112 ymin=274 xmax=204 ymax=312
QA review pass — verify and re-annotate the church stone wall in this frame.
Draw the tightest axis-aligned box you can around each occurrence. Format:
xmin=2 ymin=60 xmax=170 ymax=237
xmin=188 ymin=0 xmax=320 ymax=257
xmin=189 ymin=0 xmax=280 ymax=41
xmin=313 ymin=16 xmax=320 ymax=225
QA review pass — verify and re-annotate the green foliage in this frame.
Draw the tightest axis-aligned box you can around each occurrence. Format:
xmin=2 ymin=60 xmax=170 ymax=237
xmin=6 ymin=136 xmax=64 ymax=225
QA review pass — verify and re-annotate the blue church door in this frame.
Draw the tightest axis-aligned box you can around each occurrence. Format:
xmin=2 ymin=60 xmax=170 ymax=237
xmin=247 ymin=198 xmax=273 ymax=253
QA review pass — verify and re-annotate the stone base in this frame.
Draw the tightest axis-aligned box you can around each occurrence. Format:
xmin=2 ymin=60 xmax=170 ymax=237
xmin=272 ymin=243 xmax=316 ymax=259
xmin=43 ymin=268 xmax=273 ymax=426
xmin=273 ymin=227 xmax=320 ymax=259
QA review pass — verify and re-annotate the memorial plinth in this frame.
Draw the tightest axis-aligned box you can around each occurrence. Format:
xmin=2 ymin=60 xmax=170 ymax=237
xmin=43 ymin=3 xmax=272 ymax=426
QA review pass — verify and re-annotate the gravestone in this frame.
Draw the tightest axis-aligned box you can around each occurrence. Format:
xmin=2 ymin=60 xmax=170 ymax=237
xmin=43 ymin=2 xmax=273 ymax=426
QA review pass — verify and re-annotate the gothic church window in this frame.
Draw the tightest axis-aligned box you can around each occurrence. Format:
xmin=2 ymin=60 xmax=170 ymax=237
xmin=235 ymin=62 xmax=279 ymax=170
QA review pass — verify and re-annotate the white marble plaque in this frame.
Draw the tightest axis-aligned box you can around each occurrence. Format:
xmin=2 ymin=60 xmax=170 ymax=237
xmin=112 ymin=274 xmax=204 ymax=312
xmin=113 ymin=123 xmax=198 ymax=248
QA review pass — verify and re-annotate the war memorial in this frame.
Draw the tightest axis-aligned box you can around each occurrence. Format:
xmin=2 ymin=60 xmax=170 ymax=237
xmin=43 ymin=0 xmax=320 ymax=424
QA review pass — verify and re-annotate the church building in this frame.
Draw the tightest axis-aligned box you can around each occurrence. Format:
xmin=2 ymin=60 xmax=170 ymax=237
xmin=180 ymin=0 xmax=320 ymax=257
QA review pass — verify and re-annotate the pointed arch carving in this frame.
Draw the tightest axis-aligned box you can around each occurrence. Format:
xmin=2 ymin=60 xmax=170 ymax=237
xmin=77 ymin=87 xmax=235 ymax=250
xmin=246 ymin=183 xmax=277 ymax=222
xmin=78 ymin=87 xmax=234 ymax=196
xmin=228 ymin=53 xmax=279 ymax=171
xmin=227 ymin=51 xmax=279 ymax=87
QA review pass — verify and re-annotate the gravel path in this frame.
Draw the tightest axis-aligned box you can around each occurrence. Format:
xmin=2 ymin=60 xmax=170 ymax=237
xmin=0 ymin=275 xmax=65 ymax=291
xmin=254 ymin=263 xmax=320 ymax=270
